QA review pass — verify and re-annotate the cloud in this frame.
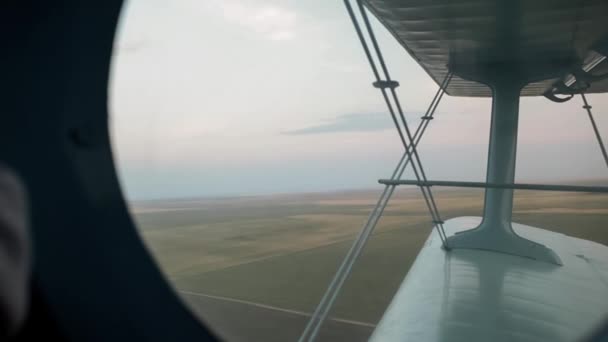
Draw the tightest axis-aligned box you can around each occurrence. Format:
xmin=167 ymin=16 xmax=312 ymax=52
xmin=283 ymin=112 xmax=420 ymax=135
xmin=211 ymin=0 xmax=297 ymax=42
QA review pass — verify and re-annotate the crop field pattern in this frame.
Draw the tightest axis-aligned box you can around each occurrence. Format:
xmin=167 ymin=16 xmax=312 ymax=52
xmin=130 ymin=186 xmax=608 ymax=342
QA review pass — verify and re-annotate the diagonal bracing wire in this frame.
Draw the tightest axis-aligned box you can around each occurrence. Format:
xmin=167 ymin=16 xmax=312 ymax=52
xmin=297 ymin=71 xmax=451 ymax=342
xmin=354 ymin=0 xmax=449 ymax=245
xmin=581 ymin=93 xmax=608 ymax=169
xmin=298 ymin=1 xmax=454 ymax=340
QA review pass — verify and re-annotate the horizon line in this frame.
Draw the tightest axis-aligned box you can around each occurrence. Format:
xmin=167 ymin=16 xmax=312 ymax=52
xmin=126 ymin=176 xmax=608 ymax=203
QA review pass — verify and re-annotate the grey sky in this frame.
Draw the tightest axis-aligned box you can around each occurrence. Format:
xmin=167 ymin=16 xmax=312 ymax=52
xmin=110 ymin=0 xmax=608 ymax=200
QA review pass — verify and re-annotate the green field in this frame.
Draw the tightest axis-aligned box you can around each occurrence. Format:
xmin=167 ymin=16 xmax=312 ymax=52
xmin=130 ymin=186 xmax=608 ymax=341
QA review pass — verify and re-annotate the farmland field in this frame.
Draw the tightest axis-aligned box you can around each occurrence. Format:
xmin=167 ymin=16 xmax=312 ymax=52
xmin=130 ymin=185 xmax=608 ymax=341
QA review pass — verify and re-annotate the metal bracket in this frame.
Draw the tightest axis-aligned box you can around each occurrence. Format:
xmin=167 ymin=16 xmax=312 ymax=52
xmin=372 ymin=80 xmax=399 ymax=89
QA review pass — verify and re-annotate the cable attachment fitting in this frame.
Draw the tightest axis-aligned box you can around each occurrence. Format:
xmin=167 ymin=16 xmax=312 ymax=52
xmin=420 ymin=116 xmax=433 ymax=120
xmin=372 ymin=80 xmax=399 ymax=89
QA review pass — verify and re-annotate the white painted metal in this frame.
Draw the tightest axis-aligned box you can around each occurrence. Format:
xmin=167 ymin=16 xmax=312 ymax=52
xmin=371 ymin=217 xmax=608 ymax=342
xmin=446 ymin=79 xmax=561 ymax=264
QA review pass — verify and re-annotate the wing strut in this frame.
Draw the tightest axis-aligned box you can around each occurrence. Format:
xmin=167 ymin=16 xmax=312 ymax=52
xmin=297 ymin=1 xmax=452 ymax=341
xmin=353 ymin=0 xmax=449 ymax=248
xmin=580 ymin=93 xmax=608 ymax=169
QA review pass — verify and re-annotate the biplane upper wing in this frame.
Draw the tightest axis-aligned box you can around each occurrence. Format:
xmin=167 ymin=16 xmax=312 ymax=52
xmin=363 ymin=0 xmax=608 ymax=96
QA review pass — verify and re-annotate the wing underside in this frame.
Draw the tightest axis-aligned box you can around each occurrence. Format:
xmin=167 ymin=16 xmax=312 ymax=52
xmin=363 ymin=0 xmax=608 ymax=96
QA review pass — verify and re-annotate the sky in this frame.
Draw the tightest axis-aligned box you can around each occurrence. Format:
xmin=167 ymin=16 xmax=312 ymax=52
xmin=109 ymin=0 xmax=608 ymax=200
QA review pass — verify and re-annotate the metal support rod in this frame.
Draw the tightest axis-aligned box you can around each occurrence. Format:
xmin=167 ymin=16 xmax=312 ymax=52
xmin=299 ymin=84 xmax=449 ymax=342
xmin=378 ymin=179 xmax=608 ymax=193
xmin=299 ymin=2 xmax=454 ymax=340
xmin=355 ymin=0 xmax=449 ymax=245
xmin=298 ymin=63 xmax=452 ymax=342
xmin=442 ymin=76 xmax=562 ymax=265
xmin=298 ymin=153 xmax=406 ymax=342
xmin=581 ymin=93 xmax=608 ymax=169
xmin=481 ymin=79 xmax=520 ymax=226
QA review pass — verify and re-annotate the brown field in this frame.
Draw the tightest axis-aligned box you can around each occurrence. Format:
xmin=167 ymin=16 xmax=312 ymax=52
xmin=131 ymin=185 xmax=608 ymax=341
